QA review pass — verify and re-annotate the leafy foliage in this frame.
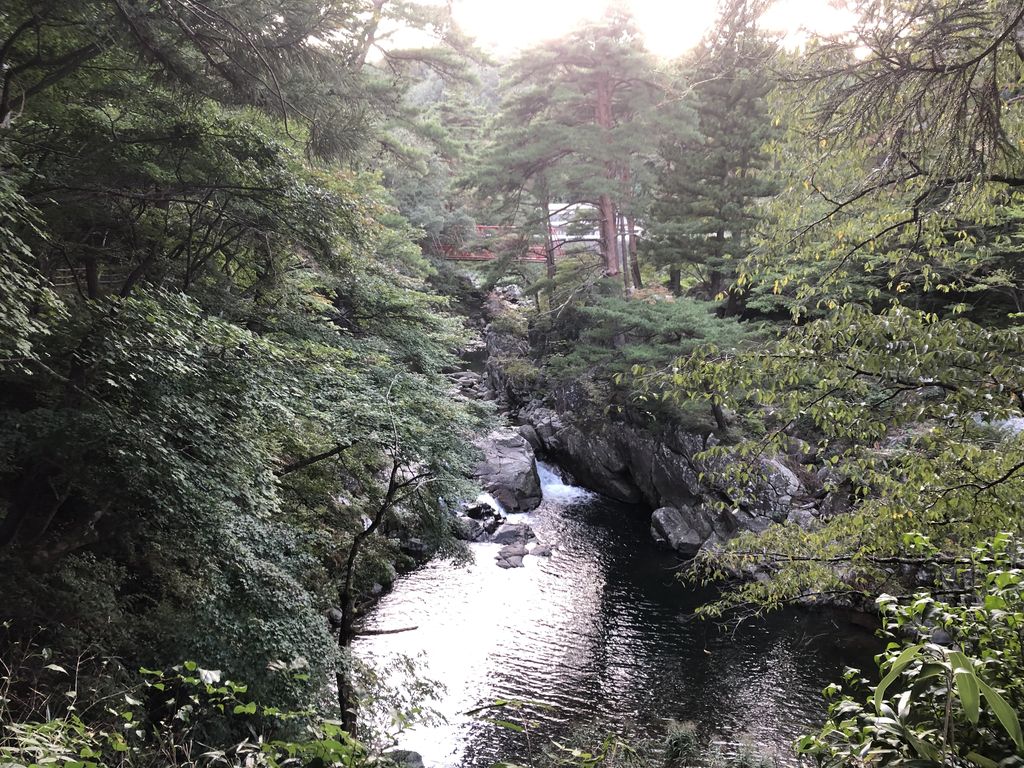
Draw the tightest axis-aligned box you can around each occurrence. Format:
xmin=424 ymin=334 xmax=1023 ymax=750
xmin=0 ymin=0 xmax=482 ymax=714
xmin=797 ymin=535 xmax=1024 ymax=767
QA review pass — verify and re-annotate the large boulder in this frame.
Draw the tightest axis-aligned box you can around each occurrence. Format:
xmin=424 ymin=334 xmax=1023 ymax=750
xmin=558 ymin=425 xmax=645 ymax=504
xmin=498 ymin=543 xmax=528 ymax=559
xmin=516 ymin=423 xmax=542 ymax=451
xmin=742 ymin=456 xmax=806 ymax=522
xmin=474 ymin=429 xmax=542 ymax=512
xmin=651 ymin=506 xmax=714 ymax=557
xmin=490 ymin=522 xmax=535 ymax=545
xmin=461 ymin=501 xmax=505 ymax=533
xmin=454 ymin=516 xmax=488 ymax=542
xmin=519 ymin=403 xmax=565 ymax=452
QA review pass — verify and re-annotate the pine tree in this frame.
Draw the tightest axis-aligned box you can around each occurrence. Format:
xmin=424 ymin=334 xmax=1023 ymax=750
xmin=644 ymin=3 xmax=777 ymax=306
xmin=473 ymin=8 xmax=669 ymax=281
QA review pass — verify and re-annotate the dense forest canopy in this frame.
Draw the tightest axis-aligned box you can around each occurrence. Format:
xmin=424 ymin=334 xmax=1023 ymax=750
xmin=2 ymin=0 xmax=1024 ymax=766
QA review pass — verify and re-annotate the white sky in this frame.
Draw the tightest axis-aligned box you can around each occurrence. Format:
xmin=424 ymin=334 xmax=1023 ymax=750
xmin=450 ymin=0 xmax=856 ymax=59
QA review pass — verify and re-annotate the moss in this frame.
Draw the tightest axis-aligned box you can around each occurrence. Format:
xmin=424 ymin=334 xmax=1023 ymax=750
xmin=497 ymin=355 xmax=541 ymax=386
xmin=489 ymin=310 xmax=529 ymax=337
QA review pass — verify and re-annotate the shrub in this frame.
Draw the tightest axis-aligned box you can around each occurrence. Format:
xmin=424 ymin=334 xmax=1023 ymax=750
xmin=797 ymin=534 xmax=1024 ymax=767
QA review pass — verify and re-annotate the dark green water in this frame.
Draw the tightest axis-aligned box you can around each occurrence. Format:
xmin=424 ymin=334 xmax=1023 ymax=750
xmin=357 ymin=464 xmax=878 ymax=767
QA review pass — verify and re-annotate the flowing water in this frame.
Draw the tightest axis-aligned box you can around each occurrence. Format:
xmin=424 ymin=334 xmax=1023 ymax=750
xmin=356 ymin=463 xmax=878 ymax=767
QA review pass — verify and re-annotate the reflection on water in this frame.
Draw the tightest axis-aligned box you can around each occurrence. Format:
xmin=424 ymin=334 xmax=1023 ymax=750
xmin=356 ymin=463 xmax=877 ymax=768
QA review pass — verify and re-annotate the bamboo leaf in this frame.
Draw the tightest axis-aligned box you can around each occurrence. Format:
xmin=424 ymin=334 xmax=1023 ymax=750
xmin=978 ymin=680 xmax=1023 ymax=750
xmin=949 ymin=651 xmax=980 ymax=725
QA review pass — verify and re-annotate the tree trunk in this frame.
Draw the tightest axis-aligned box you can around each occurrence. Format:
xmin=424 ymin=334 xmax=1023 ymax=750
xmin=627 ymin=215 xmax=643 ymax=289
xmin=542 ymin=193 xmax=556 ymax=279
xmin=711 ymin=401 xmax=729 ymax=432
xmin=84 ymin=257 xmax=99 ymax=300
xmin=599 ymin=193 xmax=619 ymax=276
xmin=619 ymin=213 xmax=631 ymax=293
xmin=333 ymin=456 xmax=427 ymax=734
xmin=337 ymin=625 xmax=359 ymax=733
xmin=595 ymin=73 xmax=619 ymax=276
xmin=669 ymin=267 xmax=681 ymax=296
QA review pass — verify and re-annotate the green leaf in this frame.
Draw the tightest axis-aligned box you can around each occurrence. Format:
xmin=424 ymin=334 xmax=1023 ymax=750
xmin=904 ymin=730 xmax=942 ymax=762
xmin=873 ymin=644 xmax=923 ymax=713
xmin=965 ymin=751 xmax=999 ymax=768
xmin=948 ymin=651 xmax=980 ymax=724
xmin=978 ymin=680 xmax=1024 ymax=750
xmin=487 ymin=719 xmax=525 ymax=733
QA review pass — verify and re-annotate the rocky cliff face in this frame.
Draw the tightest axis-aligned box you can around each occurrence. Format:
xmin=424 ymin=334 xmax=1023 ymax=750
xmin=512 ymin=401 xmax=837 ymax=551
xmin=481 ymin=287 xmax=848 ymax=558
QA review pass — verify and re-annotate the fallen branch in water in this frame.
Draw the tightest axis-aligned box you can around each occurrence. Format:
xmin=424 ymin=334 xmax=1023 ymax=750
xmin=355 ymin=626 xmax=418 ymax=636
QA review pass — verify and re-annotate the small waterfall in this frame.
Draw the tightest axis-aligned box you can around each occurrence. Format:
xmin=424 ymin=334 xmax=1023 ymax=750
xmin=538 ymin=461 xmax=594 ymax=506
xmin=475 ymin=491 xmax=507 ymax=516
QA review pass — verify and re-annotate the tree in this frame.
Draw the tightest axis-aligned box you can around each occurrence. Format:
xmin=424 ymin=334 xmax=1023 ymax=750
xmin=473 ymin=8 xmax=670 ymax=281
xmin=632 ymin=0 xmax=1024 ymax=613
xmin=644 ymin=1 xmax=777 ymax=304
xmin=748 ymin=0 xmax=1024 ymax=313
xmin=0 ymin=0 xmax=482 ymax=716
xmin=798 ymin=535 xmax=1024 ymax=767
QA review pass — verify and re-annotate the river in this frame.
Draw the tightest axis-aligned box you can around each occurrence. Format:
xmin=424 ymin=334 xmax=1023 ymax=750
xmin=355 ymin=463 xmax=877 ymax=767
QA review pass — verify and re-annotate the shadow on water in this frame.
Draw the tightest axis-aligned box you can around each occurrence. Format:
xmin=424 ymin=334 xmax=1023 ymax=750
xmin=356 ymin=463 xmax=879 ymax=768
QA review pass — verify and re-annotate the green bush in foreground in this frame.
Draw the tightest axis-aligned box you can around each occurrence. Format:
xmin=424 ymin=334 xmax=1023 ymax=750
xmin=0 ymin=659 xmax=368 ymax=768
xmin=797 ymin=535 xmax=1024 ymax=768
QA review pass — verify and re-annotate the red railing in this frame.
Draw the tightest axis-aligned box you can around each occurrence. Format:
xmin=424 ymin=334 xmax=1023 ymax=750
xmin=441 ymin=225 xmax=558 ymax=262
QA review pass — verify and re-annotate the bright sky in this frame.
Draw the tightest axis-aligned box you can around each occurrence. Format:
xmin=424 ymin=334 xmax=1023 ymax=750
xmin=451 ymin=0 xmax=856 ymax=58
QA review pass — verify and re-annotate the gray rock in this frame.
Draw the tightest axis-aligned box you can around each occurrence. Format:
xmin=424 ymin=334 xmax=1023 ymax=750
xmin=474 ymin=429 xmax=542 ymax=512
xmin=983 ymin=416 xmax=1024 ymax=436
xmin=496 ymin=555 xmax=525 ymax=569
xmin=766 ymin=457 xmax=802 ymax=497
xmin=730 ymin=507 xmax=774 ymax=534
xmin=462 ymin=502 xmax=495 ymax=520
xmin=384 ymin=751 xmax=425 ymax=768
xmin=461 ymin=501 xmax=505 ymax=533
xmin=496 ymin=284 xmax=524 ymax=302
xmin=560 ymin=425 xmax=645 ymax=504
xmin=455 ymin=516 xmax=487 ymax=542
xmin=520 ymin=404 xmax=564 ymax=451
xmin=498 ymin=543 xmax=528 ymax=558
xmin=817 ymin=480 xmax=853 ymax=519
xmin=401 ymin=537 xmax=429 ymax=559
xmin=786 ymin=506 xmax=819 ymax=531
xmin=517 ymin=423 xmax=542 ymax=451
xmin=529 ymin=543 xmax=554 ymax=557
xmin=490 ymin=522 xmax=534 ymax=545
xmin=481 ymin=514 xmax=504 ymax=535
xmin=650 ymin=506 xmax=714 ymax=556
xmin=645 ymin=442 xmax=701 ymax=510
xmin=736 ymin=456 xmax=806 ymax=523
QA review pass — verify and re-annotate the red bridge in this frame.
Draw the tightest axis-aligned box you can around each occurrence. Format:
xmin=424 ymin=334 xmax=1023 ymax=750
xmin=442 ymin=225 xmax=556 ymax=262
